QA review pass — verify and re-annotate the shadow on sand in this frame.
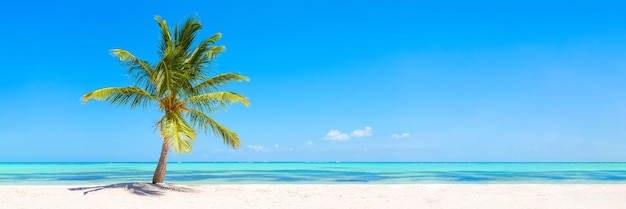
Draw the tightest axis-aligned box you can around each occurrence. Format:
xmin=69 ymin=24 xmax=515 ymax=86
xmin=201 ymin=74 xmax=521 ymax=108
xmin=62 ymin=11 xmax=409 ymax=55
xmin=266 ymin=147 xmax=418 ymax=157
xmin=68 ymin=183 xmax=196 ymax=196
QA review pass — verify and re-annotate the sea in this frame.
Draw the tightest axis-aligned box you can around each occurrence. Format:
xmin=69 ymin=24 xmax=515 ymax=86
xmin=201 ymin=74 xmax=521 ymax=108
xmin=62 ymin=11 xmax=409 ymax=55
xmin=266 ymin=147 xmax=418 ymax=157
xmin=1 ymin=162 xmax=625 ymax=185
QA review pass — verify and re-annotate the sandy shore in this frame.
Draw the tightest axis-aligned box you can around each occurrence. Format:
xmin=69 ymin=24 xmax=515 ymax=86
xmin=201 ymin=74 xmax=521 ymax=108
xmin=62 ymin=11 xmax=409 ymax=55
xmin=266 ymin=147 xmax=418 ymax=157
xmin=0 ymin=184 xmax=624 ymax=209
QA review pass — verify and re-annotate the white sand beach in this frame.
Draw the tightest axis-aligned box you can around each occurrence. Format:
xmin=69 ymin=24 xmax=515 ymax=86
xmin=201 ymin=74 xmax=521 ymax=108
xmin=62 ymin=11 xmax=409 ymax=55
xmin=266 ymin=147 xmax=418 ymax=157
xmin=0 ymin=184 xmax=624 ymax=209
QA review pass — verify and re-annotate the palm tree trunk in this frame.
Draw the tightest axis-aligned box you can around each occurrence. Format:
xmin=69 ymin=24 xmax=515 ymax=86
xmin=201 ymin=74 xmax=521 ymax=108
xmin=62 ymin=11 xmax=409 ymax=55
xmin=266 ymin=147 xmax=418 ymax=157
xmin=152 ymin=139 xmax=169 ymax=184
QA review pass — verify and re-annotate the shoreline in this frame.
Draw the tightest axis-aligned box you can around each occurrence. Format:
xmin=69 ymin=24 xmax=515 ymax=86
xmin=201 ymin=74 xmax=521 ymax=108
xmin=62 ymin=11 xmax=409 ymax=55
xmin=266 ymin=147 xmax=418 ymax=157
xmin=3 ymin=162 xmax=625 ymax=184
xmin=1 ymin=184 xmax=625 ymax=209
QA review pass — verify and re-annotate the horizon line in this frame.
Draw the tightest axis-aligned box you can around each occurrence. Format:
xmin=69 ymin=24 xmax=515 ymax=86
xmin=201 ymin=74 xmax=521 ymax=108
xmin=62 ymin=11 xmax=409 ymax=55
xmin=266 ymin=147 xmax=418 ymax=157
xmin=1 ymin=161 xmax=625 ymax=163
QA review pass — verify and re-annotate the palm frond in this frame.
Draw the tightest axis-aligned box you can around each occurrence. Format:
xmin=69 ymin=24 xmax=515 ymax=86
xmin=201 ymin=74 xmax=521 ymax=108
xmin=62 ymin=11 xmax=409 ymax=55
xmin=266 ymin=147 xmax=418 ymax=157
xmin=179 ymin=39 xmax=214 ymax=93
xmin=193 ymin=73 xmax=249 ymax=93
xmin=185 ymin=91 xmax=250 ymax=113
xmin=206 ymin=32 xmax=222 ymax=44
xmin=187 ymin=109 xmax=240 ymax=148
xmin=110 ymin=49 xmax=156 ymax=93
xmin=154 ymin=61 xmax=174 ymax=96
xmin=194 ymin=34 xmax=224 ymax=73
xmin=206 ymin=45 xmax=225 ymax=61
xmin=82 ymin=87 xmax=157 ymax=108
xmin=180 ymin=34 xmax=226 ymax=96
xmin=159 ymin=112 xmax=197 ymax=153
xmin=186 ymin=35 xmax=224 ymax=73
xmin=155 ymin=16 xmax=172 ymax=57
xmin=185 ymin=34 xmax=222 ymax=72
xmin=154 ymin=16 xmax=206 ymax=97
xmin=174 ymin=16 xmax=202 ymax=59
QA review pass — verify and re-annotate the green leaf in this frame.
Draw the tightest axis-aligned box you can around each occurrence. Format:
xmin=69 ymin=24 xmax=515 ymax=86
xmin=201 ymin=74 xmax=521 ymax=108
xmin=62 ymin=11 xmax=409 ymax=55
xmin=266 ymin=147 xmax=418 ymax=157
xmin=110 ymin=49 xmax=156 ymax=93
xmin=185 ymin=91 xmax=250 ymax=113
xmin=82 ymin=87 xmax=157 ymax=108
xmin=155 ymin=16 xmax=172 ymax=57
xmin=187 ymin=109 xmax=240 ymax=148
xmin=193 ymin=73 xmax=249 ymax=94
xmin=159 ymin=112 xmax=197 ymax=153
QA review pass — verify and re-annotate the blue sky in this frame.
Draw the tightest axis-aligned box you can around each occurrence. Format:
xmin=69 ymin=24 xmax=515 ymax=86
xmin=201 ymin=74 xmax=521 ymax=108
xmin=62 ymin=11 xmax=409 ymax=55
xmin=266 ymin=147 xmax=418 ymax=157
xmin=1 ymin=0 xmax=626 ymax=162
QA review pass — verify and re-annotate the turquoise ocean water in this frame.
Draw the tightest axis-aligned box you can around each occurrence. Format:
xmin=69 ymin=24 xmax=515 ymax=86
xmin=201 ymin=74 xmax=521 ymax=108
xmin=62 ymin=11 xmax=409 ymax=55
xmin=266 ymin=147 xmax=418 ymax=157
xmin=1 ymin=162 xmax=625 ymax=185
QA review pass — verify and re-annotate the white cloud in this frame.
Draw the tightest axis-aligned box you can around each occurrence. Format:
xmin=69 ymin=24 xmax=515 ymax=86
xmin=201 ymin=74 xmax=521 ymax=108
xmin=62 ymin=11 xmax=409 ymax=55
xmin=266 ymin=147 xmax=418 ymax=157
xmin=274 ymin=144 xmax=280 ymax=148
xmin=306 ymin=141 xmax=314 ymax=145
xmin=392 ymin=133 xmax=410 ymax=138
xmin=247 ymin=145 xmax=269 ymax=151
xmin=325 ymin=130 xmax=350 ymax=141
xmin=351 ymin=126 xmax=373 ymax=138
xmin=325 ymin=126 xmax=374 ymax=141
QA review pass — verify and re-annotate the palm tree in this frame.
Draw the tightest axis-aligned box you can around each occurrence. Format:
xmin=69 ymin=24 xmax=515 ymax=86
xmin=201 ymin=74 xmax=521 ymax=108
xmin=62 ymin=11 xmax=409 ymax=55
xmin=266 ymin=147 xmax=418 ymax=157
xmin=82 ymin=16 xmax=249 ymax=184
